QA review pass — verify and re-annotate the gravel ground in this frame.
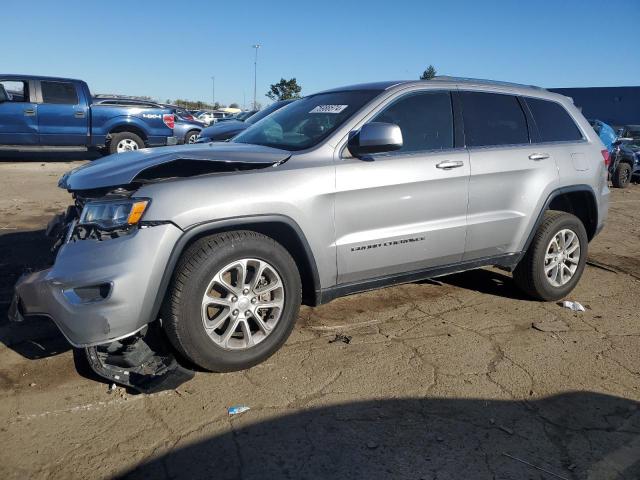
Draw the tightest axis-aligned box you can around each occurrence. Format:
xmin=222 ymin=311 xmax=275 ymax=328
xmin=0 ymin=159 xmax=638 ymax=480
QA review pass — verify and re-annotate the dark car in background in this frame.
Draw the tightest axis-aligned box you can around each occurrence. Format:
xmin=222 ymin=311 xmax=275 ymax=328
xmin=591 ymin=119 xmax=640 ymax=188
xmin=197 ymin=100 xmax=294 ymax=142
xmin=218 ymin=110 xmax=258 ymax=123
xmin=162 ymin=106 xmax=205 ymax=144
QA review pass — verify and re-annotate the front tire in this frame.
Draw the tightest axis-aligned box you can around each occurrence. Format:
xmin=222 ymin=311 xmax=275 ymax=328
xmin=185 ymin=130 xmax=199 ymax=144
xmin=513 ymin=211 xmax=588 ymax=301
xmin=162 ymin=231 xmax=301 ymax=372
xmin=612 ymin=162 xmax=632 ymax=188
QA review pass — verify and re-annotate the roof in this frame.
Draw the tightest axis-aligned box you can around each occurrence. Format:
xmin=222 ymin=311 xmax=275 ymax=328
xmin=0 ymin=74 xmax=84 ymax=83
xmin=315 ymin=77 xmax=547 ymax=96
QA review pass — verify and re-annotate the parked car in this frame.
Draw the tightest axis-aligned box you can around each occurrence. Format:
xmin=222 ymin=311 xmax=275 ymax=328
xmin=590 ymin=120 xmax=640 ymax=188
xmin=10 ymin=78 xmax=609 ymax=390
xmin=162 ymin=106 xmax=205 ymax=144
xmin=197 ymin=100 xmax=294 ymax=142
xmin=0 ymin=75 xmax=177 ymax=154
xmin=198 ymin=111 xmax=230 ymax=126
xmin=217 ymin=110 xmax=258 ymax=123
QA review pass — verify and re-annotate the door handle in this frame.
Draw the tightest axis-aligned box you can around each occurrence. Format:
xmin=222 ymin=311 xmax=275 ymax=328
xmin=74 ymin=111 xmax=85 ymax=118
xmin=436 ymin=160 xmax=464 ymax=169
xmin=529 ymin=153 xmax=550 ymax=161
xmin=23 ymin=109 xmax=35 ymax=117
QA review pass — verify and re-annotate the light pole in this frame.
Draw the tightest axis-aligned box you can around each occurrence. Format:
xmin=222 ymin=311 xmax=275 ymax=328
xmin=211 ymin=76 xmax=215 ymax=109
xmin=252 ymin=44 xmax=260 ymax=110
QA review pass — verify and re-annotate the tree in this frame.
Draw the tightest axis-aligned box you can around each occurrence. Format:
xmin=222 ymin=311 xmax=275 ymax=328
xmin=229 ymin=102 xmax=239 ymax=109
xmin=266 ymin=78 xmax=302 ymax=101
xmin=420 ymin=65 xmax=437 ymax=80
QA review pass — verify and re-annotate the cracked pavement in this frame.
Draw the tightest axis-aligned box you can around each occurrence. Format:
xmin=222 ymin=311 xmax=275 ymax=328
xmin=0 ymin=161 xmax=639 ymax=479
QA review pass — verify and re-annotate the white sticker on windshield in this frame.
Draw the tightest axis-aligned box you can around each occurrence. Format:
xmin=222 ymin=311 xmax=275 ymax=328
xmin=309 ymin=105 xmax=348 ymax=114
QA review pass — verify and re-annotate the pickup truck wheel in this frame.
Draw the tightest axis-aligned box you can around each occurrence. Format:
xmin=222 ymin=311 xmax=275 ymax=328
xmin=513 ymin=211 xmax=588 ymax=301
xmin=109 ymin=132 xmax=144 ymax=154
xmin=611 ymin=162 xmax=632 ymax=188
xmin=162 ymin=231 xmax=302 ymax=372
xmin=185 ymin=130 xmax=199 ymax=144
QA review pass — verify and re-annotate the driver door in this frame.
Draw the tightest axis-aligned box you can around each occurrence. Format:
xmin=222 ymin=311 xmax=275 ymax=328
xmin=334 ymin=90 xmax=470 ymax=284
xmin=0 ymin=79 xmax=38 ymax=145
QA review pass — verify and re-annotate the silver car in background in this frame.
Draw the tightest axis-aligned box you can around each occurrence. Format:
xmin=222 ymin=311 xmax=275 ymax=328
xmin=10 ymin=77 xmax=609 ymax=387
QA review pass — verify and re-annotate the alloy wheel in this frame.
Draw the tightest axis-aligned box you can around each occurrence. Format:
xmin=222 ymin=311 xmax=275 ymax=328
xmin=543 ymin=228 xmax=581 ymax=287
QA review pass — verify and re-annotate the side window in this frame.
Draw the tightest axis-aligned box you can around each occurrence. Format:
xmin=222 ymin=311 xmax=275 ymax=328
xmin=0 ymin=80 xmax=28 ymax=102
xmin=372 ymin=91 xmax=454 ymax=153
xmin=526 ymin=97 xmax=583 ymax=142
xmin=459 ymin=92 xmax=529 ymax=147
xmin=41 ymin=81 xmax=78 ymax=105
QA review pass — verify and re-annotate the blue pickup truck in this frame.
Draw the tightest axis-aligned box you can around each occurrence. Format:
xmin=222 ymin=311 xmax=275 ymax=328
xmin=0 ymin=75 xmax=177 ymax=154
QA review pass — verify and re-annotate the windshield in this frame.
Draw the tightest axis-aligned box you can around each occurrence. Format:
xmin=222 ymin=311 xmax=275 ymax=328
xmin=246 ymin=102 xmax=290 ymax=125
xmin=232 ymin=90 xmax=381 ymax=151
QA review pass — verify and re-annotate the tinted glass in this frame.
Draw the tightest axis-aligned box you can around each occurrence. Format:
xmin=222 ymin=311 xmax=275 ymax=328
xmin=41 ymin=81 xmax=78 ymax=105
xmin=246 ymin=101 xmax=292 ymax=125
xmin=459 ymin=92 xmax=529 ymax=147
xmin=526 ymin=97 xmax=583 ymax=142
xmin=233 ymin=90 xmax=380 ymax=151
xmin=372 ymin=91 xmax=453 ymax=152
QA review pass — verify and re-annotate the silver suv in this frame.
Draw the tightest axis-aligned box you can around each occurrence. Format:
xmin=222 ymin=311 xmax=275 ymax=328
xmin=10 ymin=78 xmax=610 ymax=379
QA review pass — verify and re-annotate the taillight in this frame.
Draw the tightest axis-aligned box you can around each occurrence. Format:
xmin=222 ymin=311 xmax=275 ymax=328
xmin=163 ymin=114 xmax=175 ymax=129
xmin=601 ymin=149 xmax=610 ymax=167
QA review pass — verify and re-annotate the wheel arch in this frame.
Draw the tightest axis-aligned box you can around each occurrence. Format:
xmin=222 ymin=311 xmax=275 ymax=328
xmin=522 ymin=185 xmax=599 ymax=257
xmin=149 ymin=215 xmax=322 ymax=326
xmin=108 ymin=124 xmax=148 ymax=144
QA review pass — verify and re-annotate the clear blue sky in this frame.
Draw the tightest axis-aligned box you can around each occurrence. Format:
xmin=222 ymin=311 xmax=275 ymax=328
xmin=4 ymin=0 xmax=639 ymax=107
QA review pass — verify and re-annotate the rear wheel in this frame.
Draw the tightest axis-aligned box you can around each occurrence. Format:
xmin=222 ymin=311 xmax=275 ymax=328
xmin=109 ymin=132 xmax=144 ymax=154
xmin=612 ymin=162 xmax=632 ymax=188
xmin=513 ymin=211 xmax=588 ymax=301
xmin=162 ymin=231 xmax=301 ymax=372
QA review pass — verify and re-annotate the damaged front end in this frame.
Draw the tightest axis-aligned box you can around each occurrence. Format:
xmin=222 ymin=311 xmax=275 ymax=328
xmin=10 ymin=143 xmax=292 ymax=391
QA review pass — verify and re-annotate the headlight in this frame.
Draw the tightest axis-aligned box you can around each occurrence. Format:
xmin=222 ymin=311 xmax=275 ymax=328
xmin=79 ymin=198 xmax=150 ymax=230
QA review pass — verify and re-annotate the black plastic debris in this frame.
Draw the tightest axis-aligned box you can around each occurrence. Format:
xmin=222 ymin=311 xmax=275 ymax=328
xmin=85 ymin=322 xmax=194 ymax=394
xmin=329 ymin=333 xmax=352 ymax=345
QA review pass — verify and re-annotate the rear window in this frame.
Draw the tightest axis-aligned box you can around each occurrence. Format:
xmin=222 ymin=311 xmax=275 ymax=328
xmin=41 ymin=81 xmax=78 ymax=105
xmin=459 ymin=91 xmax=529 ymax=147
xmin=526 ymin=97 xmax=583 ymax=143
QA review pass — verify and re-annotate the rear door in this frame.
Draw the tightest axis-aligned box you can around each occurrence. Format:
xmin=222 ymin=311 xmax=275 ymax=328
xmin=335 ymin=89 xmax=470 ymax=284
xmin=0 ymin=79 xmax=38 ymax=145
xmin=460 ymin=90 xmax=559 ymax=260
xmin=37 ymin=80 xmax=89 ymax=146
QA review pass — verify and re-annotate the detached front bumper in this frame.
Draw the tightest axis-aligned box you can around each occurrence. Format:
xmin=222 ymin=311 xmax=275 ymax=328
xmin=9 ymin=223 xmax=182 ymax=347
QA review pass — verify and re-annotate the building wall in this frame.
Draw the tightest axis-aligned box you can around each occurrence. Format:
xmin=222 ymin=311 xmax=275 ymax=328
xmin=549 ymin=87 xmax=640 ymax=127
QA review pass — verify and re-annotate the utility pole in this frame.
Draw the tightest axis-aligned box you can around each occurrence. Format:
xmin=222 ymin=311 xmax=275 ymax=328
xmin=252 ymin=44 xmax=260 ymax=110
xmin=211 ymin=76 xmax=215 ymax=109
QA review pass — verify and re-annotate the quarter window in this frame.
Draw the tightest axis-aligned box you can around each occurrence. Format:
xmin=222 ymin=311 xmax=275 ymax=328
xmin=526 ymin=97 xmax=583 ymax=142
xmin=41 ymin=81 xmax=78 ymax=105
xmin=372 ymin=91 xmax=454 ymax=153
xmin=459 ymin=92 xmax=529 ymax=147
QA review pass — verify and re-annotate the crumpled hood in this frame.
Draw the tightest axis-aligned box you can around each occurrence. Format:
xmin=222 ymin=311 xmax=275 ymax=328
xmin=59 ymin=142 xmax=291 ymax=191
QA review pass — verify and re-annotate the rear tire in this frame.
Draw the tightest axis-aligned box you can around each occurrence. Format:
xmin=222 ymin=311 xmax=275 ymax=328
xmin=612 ymin=162 xmax=632 ymax=188
xmin=108 ymin=132 xmax=144 ymax=154
xmin=162 ymin=231 xmax=301 ymax=372
xmin=513 ymin=211 xmax=588 ymax=301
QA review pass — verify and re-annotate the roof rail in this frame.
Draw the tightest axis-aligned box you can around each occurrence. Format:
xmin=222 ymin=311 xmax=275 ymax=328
xmin=429 ymin=76 xmax=546 ymax=90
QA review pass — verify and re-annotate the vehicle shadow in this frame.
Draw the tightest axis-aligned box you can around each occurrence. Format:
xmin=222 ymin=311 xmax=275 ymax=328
xmin=0 ymin=228 xmax=70 ymax=359
xmin=0 ymin=150 xmax=101 ymax=162
xmin=117 ymin=392 xmax=640 ymax=479
xmin=438 ymin=268 xmax=530 ymax=301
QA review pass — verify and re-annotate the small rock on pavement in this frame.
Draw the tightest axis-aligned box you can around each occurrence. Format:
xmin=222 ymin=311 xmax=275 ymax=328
xmin=366 ymin=441 xmax=379 ymax=449
xmin=29 ymin=383 xmax=36 ymax=387
xmin=532 ymin=320 xmax=570 ymax=332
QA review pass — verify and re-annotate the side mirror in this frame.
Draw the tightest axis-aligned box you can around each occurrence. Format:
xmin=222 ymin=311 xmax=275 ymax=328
xmin=348 ymin=122 xmax=403 ymax=157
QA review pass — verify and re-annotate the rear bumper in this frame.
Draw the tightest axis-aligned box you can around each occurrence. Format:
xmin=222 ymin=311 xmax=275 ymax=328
xmin=10 ymin=224 xmax=182 ymax=347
